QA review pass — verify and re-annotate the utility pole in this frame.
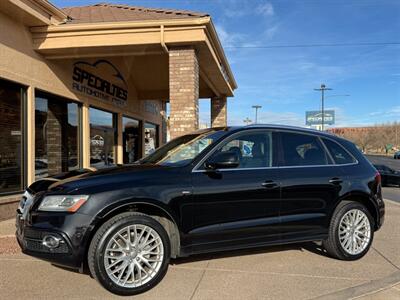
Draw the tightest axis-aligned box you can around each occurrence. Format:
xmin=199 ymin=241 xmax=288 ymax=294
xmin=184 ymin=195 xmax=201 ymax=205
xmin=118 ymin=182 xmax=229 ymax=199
xmin=243 ymin=117 xmax=252 ymax=125
xmin=252 ymin=105 xmax=262 ymax=124
xmin=314 ymin=84 xmax=332 ymax=130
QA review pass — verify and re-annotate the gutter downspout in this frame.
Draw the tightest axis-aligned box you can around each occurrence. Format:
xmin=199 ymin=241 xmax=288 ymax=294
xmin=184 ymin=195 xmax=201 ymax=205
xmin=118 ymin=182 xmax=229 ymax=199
xmin=160 ymin=25 xmax=169 ymax=53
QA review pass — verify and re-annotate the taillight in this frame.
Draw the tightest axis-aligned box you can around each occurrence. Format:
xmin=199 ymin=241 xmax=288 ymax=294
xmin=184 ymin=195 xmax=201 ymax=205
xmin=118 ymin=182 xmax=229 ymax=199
xmin=375 ymin=171 xmax=381 ymax=184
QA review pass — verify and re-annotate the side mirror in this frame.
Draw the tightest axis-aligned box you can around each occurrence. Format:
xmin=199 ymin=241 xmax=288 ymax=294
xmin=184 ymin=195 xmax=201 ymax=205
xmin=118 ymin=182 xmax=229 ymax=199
xmin=205 ymin=151 xmax=240 ymax=170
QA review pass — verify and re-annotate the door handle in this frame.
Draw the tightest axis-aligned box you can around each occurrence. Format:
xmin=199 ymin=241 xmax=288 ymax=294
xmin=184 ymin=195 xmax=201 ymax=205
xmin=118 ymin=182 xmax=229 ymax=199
xmin=262 ymin=181 xmax=279 ymax=189
xmin=329 ymin=177 xmax=343 ymax=185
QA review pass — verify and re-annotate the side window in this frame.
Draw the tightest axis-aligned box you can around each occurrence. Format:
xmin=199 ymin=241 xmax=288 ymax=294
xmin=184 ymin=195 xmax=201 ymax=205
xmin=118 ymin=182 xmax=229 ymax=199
xmin=211 ymin=131 xmax=273 ymax=168
xmin=322 ymin=139 xmax=356 ymax=165
xmin=280 ymin=132 xmax=328 ymax=166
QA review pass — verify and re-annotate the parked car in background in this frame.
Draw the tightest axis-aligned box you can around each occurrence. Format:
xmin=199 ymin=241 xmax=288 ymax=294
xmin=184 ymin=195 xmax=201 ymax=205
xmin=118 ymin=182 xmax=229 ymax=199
xmin=374 ymin=164 xmax=400 ymax=187
xmin=16 ymin=125 xmax=385 ymax=296
xmin=394 ymin=151 xmax=400 ymax=159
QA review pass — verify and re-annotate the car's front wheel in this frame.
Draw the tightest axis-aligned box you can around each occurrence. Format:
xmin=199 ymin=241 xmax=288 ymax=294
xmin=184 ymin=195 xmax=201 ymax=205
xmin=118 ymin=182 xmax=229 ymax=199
xmin=88 ymin=212 xmax=170 ymax=295
xmin=323 ymin=201 xmax=374 ymax=260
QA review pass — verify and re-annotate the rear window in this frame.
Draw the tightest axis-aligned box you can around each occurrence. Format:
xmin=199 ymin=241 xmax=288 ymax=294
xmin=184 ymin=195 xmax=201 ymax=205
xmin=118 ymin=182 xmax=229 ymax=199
xmin=280 ymin=132 xmax=328 ymax=166
xmin=322 ymin=138 xmax=356 ymax=165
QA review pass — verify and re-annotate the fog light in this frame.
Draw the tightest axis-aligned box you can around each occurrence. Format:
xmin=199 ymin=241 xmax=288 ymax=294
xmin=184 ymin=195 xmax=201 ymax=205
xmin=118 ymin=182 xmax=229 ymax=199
xmin=42 ymin=235 xmax=60 ymax=249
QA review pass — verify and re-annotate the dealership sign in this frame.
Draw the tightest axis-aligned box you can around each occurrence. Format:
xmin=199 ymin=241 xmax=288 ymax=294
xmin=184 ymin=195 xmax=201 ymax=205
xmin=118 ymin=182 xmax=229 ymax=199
xmin=90 ymin=135 xmax=104 ymax=147
xmin=306 ymin=110 xmax=335 ymax=126
xmin=72 ymin=60 xmax=128 ymax=107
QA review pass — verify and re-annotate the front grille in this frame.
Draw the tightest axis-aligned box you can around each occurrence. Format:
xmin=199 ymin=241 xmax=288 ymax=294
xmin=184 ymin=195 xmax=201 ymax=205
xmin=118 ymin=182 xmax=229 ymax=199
xmin=24 ymin=228 xmax=43 ymax=240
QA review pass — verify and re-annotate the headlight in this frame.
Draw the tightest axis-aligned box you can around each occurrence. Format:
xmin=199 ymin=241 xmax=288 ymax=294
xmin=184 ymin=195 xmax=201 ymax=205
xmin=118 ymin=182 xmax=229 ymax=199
xmin=38 ymin=195 xmax=89 ymax=212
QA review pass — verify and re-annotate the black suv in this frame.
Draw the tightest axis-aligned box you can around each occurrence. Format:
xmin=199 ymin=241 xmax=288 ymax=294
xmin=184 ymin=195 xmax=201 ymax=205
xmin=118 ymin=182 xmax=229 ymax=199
xmin=16 ymin=125 xmax=384 ymax=295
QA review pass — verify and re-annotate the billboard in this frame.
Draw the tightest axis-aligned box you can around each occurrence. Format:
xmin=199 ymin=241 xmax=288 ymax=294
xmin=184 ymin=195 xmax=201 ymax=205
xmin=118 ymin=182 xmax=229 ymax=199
xmin=306 ymin=110 xmax=335 ymax=126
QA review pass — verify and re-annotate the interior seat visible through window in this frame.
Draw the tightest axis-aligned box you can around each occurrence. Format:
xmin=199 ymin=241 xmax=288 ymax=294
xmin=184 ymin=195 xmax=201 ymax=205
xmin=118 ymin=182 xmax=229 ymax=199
xmin=211 ymin=131 xmax=273 ymax=169
xmin=280 ymin=132 xmax=329 ymax=166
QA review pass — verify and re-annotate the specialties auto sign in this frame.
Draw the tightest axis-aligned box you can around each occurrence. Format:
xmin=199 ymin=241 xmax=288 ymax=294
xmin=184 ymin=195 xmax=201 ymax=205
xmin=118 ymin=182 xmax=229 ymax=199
xmin=72 ymin=60 xmax=128 ymax=107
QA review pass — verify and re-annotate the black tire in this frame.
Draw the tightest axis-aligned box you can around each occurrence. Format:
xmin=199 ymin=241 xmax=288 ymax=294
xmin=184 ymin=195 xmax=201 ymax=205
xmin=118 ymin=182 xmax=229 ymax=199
xmin=88 ymin=212 xmax=171 ymax=296
xmin=323 ymin=201 xmax=374 ymax=261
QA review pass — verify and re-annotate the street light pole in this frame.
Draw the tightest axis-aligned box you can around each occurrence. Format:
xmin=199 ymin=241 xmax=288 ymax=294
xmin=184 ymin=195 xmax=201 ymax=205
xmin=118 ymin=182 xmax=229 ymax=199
xmin=314 ymin=84 xmax=332 ymax=130
xmin=252 ymin=105 xmax=262 ymax=124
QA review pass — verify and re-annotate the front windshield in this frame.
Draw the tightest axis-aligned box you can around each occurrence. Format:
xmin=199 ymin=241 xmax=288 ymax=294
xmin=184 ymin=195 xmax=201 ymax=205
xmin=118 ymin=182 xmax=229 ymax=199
xmin=139 ymin=130 xmax=227 ymax=166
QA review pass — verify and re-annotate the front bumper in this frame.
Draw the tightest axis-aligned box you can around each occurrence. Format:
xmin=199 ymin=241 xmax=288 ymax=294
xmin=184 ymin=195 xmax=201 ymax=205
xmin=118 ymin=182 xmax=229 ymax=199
xmin=15 ymin=202 xmax=95 ymax=270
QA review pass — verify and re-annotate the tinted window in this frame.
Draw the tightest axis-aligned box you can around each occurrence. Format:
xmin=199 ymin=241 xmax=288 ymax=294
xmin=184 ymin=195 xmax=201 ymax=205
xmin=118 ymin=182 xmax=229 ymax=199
xmin=0 ymin=78 xmax=23 ymax=193
xmin=89 ymin=107 xmax=116 ymax=169
xmin=323 ymin=138 xmax=356 ymax=165
xmin=281 ymin=132 xmax=328 ymax=166
xmin=211 ymin=131 xmax=273 ymax=168
xmin=35 ymin=92 xmax=79 ymax=179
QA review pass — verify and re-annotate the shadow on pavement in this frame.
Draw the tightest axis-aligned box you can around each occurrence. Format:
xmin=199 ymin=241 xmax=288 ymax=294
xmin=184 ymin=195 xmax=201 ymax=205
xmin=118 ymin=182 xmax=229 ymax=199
xmin=171 ymin=241 xmax=330 ymax=265
xmin=51 ymin=241 xmax=331 ymax=277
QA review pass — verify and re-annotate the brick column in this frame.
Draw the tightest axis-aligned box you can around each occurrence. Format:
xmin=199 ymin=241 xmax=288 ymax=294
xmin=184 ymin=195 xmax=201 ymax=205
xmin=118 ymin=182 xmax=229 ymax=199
xmin=211 ymin=96 xmax=227 ymax=127
xmin=169 ymin=47 xmax=199 ymax=139
xmin=47 ymin=101 xmax=68 ymax=175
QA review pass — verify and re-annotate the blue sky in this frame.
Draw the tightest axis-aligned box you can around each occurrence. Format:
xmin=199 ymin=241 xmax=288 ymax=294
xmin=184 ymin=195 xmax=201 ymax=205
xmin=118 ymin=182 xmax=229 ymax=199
xmin=52 ymin=0 xmax=400 ymax=128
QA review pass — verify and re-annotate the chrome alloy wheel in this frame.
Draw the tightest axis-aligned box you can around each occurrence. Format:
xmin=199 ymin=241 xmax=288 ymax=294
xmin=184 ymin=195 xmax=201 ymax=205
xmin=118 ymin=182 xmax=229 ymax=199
xmin=104 ymin=224 xmax=164 ymax=288
xmin=338 ymin=209 xmax=371 ymax=255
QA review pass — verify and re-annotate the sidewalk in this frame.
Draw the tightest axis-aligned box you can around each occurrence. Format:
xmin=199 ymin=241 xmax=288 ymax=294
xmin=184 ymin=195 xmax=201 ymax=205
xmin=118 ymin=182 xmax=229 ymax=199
xmin=1 ymin=200 xmax=399 ymax=300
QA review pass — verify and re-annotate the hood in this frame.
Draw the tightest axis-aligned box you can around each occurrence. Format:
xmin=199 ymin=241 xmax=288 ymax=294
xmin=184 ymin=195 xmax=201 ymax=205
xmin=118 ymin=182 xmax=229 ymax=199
xmin=29 ymin=164 xmax=170 ymax=194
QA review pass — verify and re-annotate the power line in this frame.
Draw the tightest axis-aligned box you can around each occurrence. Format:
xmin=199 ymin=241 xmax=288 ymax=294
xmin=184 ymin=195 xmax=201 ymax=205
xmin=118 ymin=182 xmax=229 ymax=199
xmin=225 ymin=42 xmax=400 ymax=49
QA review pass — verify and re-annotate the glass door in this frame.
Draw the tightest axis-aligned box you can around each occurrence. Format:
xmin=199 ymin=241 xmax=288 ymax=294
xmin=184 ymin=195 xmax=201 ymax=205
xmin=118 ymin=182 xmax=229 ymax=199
xmin=89 ymin=107 xmax=116 ymax=169
xmin=144 ymin=122 xmax=159 ymax=156
xmin=122 ymin=116 xmax=141 ymax=163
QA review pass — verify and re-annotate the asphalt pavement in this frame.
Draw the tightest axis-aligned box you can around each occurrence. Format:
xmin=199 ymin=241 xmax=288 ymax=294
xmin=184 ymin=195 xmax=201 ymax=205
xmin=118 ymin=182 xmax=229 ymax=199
xmin=1 ymin=200 xmax=400 ymax=299
xmin=383 ymin=187 xmax=400 ymax=203
xmin=366 ymin=154 xmax=400 ymax=170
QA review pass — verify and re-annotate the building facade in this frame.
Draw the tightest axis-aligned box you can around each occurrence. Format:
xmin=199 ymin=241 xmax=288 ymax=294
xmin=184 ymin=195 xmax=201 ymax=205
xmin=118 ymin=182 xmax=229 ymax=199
xmin=0 ymin=0 xmax=236 ymax=217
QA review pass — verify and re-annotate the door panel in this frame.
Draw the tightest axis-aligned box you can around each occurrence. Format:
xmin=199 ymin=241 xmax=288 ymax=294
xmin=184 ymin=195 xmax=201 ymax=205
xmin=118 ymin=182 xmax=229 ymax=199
xmin=189 ymin=130 xmax=281 ymax=251
xmin=192 ymin=169 xmax=281 ymax=246
xmin=277 ymin=132 xmax=344 ymax=240
xmin=279 ymin=166 xmax=344 ymax=239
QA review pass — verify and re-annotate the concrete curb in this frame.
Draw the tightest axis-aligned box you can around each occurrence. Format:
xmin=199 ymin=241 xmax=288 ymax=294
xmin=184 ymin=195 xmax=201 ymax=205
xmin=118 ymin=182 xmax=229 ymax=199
xmin=312 ymin=271 xmax=400 ymax=300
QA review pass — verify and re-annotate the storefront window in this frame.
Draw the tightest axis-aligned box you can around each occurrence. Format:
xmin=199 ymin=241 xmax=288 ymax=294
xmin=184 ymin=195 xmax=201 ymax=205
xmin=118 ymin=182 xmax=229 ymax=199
xmin=144 ymin=123 xmax=159 ymax=156
xmin=123 ymin=117 xmax=141 ymax=163
xmin=90 ymin=107 xmax=116 ymax=169
xmin=35 ymin=92 xmax=79 ymax=179
xmin=0 ymin=79 xmax=23 ymax=193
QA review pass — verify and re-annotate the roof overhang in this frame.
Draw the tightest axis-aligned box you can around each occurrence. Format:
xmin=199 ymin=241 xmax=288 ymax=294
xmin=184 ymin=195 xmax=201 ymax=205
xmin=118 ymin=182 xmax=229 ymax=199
xmin=30 ymin=17 xmax=237 ymax=97
xmin=0 ymin=0 xmax=68 ymax=26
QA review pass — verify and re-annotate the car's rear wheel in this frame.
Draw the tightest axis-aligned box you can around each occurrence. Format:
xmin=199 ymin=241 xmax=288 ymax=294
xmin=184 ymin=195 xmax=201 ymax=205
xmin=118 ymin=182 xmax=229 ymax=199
xmin=323 ymin=201 xmax=374 ymax=260
xmin=88 ymin=212 xmax=170 ymax=295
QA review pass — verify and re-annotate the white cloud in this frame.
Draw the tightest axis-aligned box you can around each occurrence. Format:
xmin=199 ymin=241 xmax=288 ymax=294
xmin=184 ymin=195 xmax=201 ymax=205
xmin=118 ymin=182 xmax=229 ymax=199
xmin=222 ymin=1 xmax=275 ymax=18
xmin=258 ymin=2 xmax=274 ymax=16
xmin=215 ymin=24 xmax=247 ymax=48
xmin=369 ymin=106 xmax=400 ymax=117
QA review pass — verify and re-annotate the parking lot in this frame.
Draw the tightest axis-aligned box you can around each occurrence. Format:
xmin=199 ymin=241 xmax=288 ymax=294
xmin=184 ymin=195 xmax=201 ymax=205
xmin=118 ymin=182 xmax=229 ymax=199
xmin=1 ymin=198 xmax=399 ymax=300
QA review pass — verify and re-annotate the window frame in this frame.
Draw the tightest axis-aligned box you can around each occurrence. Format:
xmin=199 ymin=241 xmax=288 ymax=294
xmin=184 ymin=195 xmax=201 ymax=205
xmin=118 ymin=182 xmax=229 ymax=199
xmin=192 ymin=129 xmax=359 ymax=172
xmin=192 ymin=129 xmax=278 ymax=172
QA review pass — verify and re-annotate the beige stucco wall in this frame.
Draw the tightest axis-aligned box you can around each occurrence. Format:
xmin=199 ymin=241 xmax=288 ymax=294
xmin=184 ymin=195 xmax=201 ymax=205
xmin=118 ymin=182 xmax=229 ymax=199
xmin=0 ymin=10 xmax=163 ymax=125
xmin=0 ymin=10 xmax=164 ymax=185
